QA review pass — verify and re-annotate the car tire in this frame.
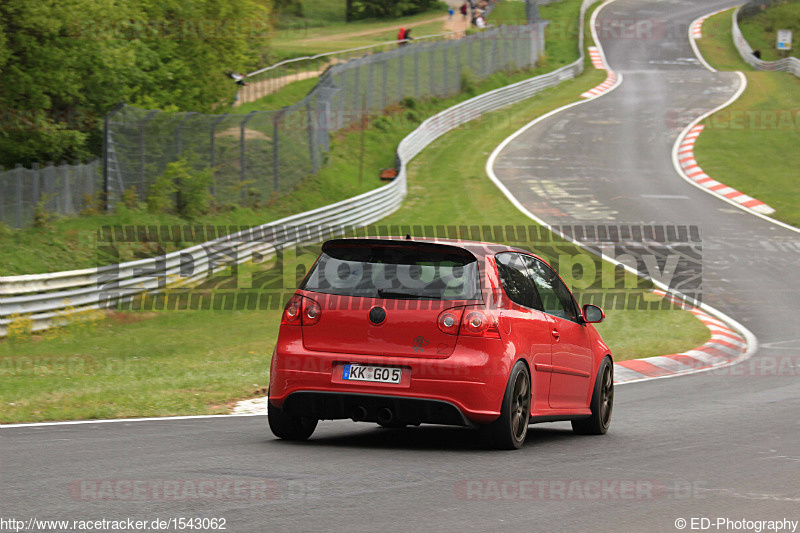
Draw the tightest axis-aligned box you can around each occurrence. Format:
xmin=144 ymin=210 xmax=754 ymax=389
xmin=268 ymin=402 xmax=318 ymax=440
xmin=572 ymin=356 xmax=613 ymax=435
xmin=482 ymin=360 xmax=531 ymax=450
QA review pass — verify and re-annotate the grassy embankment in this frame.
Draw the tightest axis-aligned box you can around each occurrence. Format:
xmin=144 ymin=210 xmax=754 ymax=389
xmin=694 ymin=8 xmax=800 ymax=227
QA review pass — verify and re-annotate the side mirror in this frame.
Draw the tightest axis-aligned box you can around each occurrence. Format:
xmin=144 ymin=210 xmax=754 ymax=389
xmin=582 ymin=304 xmax=605 ymax=324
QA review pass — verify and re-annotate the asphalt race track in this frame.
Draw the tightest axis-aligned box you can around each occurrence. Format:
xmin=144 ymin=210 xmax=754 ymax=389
xmin=3 ymin=1 xmax=799 ymax=531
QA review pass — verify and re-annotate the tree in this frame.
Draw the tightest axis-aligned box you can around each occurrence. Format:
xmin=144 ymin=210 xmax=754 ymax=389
xmin=0 ymin=0 xmax=270 ymax=168
xmin=347 ymin=0 xmax=442 ymax=21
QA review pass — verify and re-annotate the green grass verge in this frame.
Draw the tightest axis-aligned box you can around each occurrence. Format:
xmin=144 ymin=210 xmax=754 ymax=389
xmin=695 ymin=9 xmax=800 ymax=227
xmin=232 ymin=77 xmax=320 ymax=114
xmin=696 ymin=9 xmax=754 ymax=71
xmin=0 ymin=0 xmax=711 ymax=423
xmin=739 ymin=2 xmax=800 ymax=62
xmin=269 ymin=11 xmax=449 ymax=60
xmin=487 ymin=2 xmax=526 ymax=25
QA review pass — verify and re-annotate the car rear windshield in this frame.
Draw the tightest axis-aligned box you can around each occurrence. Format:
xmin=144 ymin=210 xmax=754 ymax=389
xmin=300 ymin=241 xmax=481 ymax=301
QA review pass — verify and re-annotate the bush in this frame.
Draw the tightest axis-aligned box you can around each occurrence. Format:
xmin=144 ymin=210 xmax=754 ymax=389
xmin=401 ymin=97 xmax=417 ymax=110
xmin=146 ymin=170 xmax=178 ymax=214
xmin=460 ymin=69 xmax=478 ymax=96
xmin=33 ymin=194 xmax=57 ymax=229
xmin=121 ymin=186 xmax=139 ymax=210
xmin=146 ymin=158 xmax=214 ymax=219
xmin=80 ymin=191 xmax=105 ymax=216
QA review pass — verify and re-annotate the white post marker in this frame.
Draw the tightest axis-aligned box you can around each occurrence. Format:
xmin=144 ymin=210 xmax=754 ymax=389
xmin=777 ymin=29 xmax=792 ymax=51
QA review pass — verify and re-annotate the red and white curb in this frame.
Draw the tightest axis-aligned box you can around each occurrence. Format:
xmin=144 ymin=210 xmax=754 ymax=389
xmin=677 ymin=125 xmax=775 ymax=215
xmin=690 ymin=8 xmax=729 ymax=40
xmin=614 ymin=291 xmax=748 ymax=384
xmin=581 ymin=46 xmax=619 ymax=98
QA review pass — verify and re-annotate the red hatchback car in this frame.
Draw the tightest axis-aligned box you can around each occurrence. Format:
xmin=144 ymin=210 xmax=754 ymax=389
xmin=268 ymin=238 xmax=613 ymax=449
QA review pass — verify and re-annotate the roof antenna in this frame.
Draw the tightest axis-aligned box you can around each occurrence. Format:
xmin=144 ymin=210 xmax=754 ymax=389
xmin=405 ymin=234 xmax=411 ymax=240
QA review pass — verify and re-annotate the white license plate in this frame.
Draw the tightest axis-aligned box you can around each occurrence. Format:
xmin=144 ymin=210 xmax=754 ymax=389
xmin=343 ymin=364 xmax=401 ymax=384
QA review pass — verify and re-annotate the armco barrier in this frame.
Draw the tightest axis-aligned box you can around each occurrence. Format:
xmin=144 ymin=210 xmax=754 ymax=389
xmin=731 ymin=5 xmax=800 ymax=77
xmin=0 ymin=0 xmax=596 ymax=336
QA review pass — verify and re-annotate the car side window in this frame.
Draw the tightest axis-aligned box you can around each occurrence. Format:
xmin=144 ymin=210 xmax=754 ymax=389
xmin=495 ymin=253 xmax=542 ymax=310
xmin=522 ymin=256 xmax=580 ymax=322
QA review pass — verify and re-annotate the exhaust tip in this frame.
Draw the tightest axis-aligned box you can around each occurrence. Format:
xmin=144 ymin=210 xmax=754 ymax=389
xmin=351 ymin=405 xmax=368 ymax=422
xmin=376 ymin=407 xmax=393 ymax=424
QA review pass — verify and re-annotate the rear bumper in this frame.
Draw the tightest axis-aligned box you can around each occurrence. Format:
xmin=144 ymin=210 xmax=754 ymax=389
xmin=278 ymin=392 xmax=475 ymax=427
xmin=268 ymin=332 xmax=510 ymax=425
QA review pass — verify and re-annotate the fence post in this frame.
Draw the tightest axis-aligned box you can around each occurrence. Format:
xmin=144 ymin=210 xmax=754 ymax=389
xmin=381 ymin=58 xmax=388 ymax=109
xmin=398 ymin=51 xmax=404 ymax=102
xmin=139 ymin=110 xmax=158 ymax=201
xmin=240 ymin=111 xmax=258 ymax=202
xmin=491 ymin=31 xmax=499 ymax=75
xmin=102 ymin=103 xmax=125 ymax=212
xmin=45 ymin=162 xmax=58 ymax=214
xmin=443 ymin=45 xmax=449 ymax=95
xmin=31 ymin=163 xmax=40 ymax=210
xmin=481 ymin=34 xmax=487 ymax=77
xmin=210 ymin=114 xmax=226 ymax=197
xmin=469 ymin=37 xmax=474 ymax=74
xmin=353 ymin=65 xmax=361 ymax=124
xmin=175 ymin=112 xmax=195 ymax=157
xmin=429 ymin=44 xmax=435 ymax=95
xmin=306 ymin=99 xmax=317 ymax=174
xmin=414 ymin=47 xmax=420 ymax=98
xmin=513 ymin=26 xmax=519 ymax=69
xmin=15 ymin=165 xmax=23 ymax=228
xmin=337 ymin=68 xmax=347 ymax=127
xmin=102 ymin=111 xmax=110 ymax=211
xmin=61 ymin=162 xmax=70 ymax=214
xmin=500 ymin=26 xmax=506 ymax=69
xmin=367 ymin=59 xmax=374 ymax=115
xmin=455 ymin=42 xmax=461 ymax=93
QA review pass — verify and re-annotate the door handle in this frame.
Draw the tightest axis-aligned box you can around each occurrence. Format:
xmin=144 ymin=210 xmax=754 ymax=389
xmin=551 ymin=328 xmax=560 ymax=341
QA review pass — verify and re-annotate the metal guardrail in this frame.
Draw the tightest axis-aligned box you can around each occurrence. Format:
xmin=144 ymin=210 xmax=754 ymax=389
xmin=732 ymin=5 xmax=800 ymax=77
xmin=0 ymin=0 xmax=595 ymax=336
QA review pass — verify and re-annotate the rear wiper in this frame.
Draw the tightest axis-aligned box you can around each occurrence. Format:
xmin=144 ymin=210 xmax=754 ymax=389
xmin=377 ymin=289 xmax=441 ymax=300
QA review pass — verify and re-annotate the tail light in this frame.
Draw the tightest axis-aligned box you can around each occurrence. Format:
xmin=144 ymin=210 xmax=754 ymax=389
xmin=282 ymin=294 xmax=321 ymax=326
xmin=437 ymin=309 xmax=462 ymax=335
xmin=304 ymin=299 xmax=321 ymax=325
xmin=461 ymin=310 xmax=500 ymax=338
xmin=437 ymin=307 xmax=499 ymax=338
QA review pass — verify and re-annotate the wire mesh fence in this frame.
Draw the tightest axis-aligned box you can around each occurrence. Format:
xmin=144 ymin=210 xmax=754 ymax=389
xmin=0 ymin=160 xmax=100 ymax=228
xmin=105 ymin=22 xmax=546 ymax=209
